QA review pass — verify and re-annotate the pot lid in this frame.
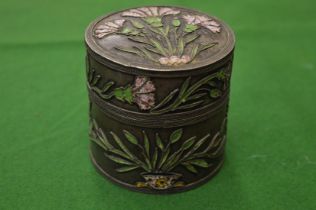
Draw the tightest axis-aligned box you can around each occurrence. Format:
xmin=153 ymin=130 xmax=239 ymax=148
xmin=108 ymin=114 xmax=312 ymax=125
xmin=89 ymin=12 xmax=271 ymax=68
xmin=85 ymin=6 xmax=235 ymax=72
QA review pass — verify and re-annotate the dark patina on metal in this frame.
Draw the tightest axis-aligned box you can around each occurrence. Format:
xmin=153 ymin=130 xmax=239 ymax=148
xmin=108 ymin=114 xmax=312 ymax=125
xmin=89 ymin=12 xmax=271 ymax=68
xmin=85 ymin=6 xmax=235 ymax=193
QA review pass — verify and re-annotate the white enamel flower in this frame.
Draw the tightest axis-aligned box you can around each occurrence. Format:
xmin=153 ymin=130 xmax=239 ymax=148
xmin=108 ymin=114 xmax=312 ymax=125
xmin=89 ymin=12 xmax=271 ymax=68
xmin=122 ymin=7 xmax=180 ymax=17
xmin=94 ymin=19 xmax=125 ymax=38
xmin=159 ymin=55 xmax=191 ymax=66
xmin=182 ymin=15 xmax=221 ymax=33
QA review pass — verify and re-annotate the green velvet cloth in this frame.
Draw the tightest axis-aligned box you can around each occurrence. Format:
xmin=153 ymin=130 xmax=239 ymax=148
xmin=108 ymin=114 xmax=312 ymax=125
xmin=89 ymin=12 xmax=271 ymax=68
xmin=1 ymin=0 xmax=315 ymax=209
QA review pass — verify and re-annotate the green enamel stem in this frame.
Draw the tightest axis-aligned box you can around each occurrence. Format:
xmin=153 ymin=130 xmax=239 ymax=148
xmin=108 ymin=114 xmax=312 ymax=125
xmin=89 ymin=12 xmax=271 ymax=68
xmin=150 ymin=88 xmax=179 ymax=111
xmin=142 ymin=32 xmax=164 ymax=56
xmin=91 ymin=127 xmax=148 ymax=172
xmin=135 ymin=47 xmax=158 ymax=63
xmin=90 ymin=137 xmax=108 ymax=151
xmin=182 ymin=74 xmax=217 ymax=99
xmin=88 ymin=84 xmax=114 ymax=100
xmin=173 ymin=27 xmax=178 ymax=50
xmin=151 ymin=74 xmax=218 ymax=114
xmin=167 ymin=134 xmax=211 ymax=171
xmin=146 ymin=24 xmax=173 ymax=56
xmin=136 ymin=144 xmax=152 ymax=170
xmin=157 ymin=141 xmax=171 ymax=170
xmin=164 ymin=35 xmax=173 ymax=56
xmin=127 ymin=36 xmax=153 ymax=47
xmin=161 ymin=30 xmax=173 ymax=56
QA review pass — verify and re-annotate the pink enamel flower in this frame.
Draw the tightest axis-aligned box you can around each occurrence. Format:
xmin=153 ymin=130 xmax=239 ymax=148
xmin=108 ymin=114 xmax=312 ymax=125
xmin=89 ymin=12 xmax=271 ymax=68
xmin=122 ymin=7 xmax=180 ymax=17
xmin=182 ymin=15 xmax=221 ymax=33
xmin=132 ymin=76 xmax=156 ymax=110
xmin=94 ymin=19 xmax=125 ymax=38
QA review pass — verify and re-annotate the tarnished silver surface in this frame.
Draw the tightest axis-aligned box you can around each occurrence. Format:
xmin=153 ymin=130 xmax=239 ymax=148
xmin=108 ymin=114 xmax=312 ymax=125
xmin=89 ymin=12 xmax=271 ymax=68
xmin=85 ymin=6 xmax=235 ymax=193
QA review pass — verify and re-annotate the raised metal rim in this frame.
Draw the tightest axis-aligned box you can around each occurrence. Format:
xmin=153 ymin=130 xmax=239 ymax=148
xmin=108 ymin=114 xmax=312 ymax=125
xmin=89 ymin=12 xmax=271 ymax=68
xmin=85 ymin=5 xmax=235 ymax=73
xmin=89 ymin=87 xmax=229 ymax=128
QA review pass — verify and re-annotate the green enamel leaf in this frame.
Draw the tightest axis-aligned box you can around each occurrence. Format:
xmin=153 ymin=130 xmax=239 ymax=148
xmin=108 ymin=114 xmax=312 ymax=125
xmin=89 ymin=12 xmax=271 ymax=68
xmin=108 ymin=148 xmax=132 ymax=161
xmin=149 ymin=39 xmax=168 ymax=56
xmin=191 ymin=44 xmax=199 ymax=59
xmin=187 ymin=93 xmax=207 ymax=101
xmin=136 ymin=47 xmax=156 ymax=62
xmin=170 ymin=129 xmax=183 ymax=144
xmin=144 ymin=157 xmax=152 ymax=171
xmin=113 ymin=86 xmax=133 ymax=104
xmin=152 ymin=148 xmax=158 ymax=169
xmin=98 ymin=130 xmax=114 ymax=150
xmin=185 ymin=33 xmax=200 ymax=44
xmin=110 ymin=131 xmax=134 ymax=159
xmin=131 ymin=20 xmax=144 ymax=29
xmin=124 ymin=87 xmax=133 ymax=103
xmin=178 ymin=77 xmax=190 ymax=99
xmin=115 ymin=46 xmax=140 ymax=55
xmin=182 ymin=136 xmax=196 ymax=150
xmin=158 ymin=148 xmax=170 ymax=169
xmin=121 ymin=27 xmax=132 ymax=34
xmin=192 ymin=134 xmax=210 ymax=151
xmin=130 ymin=30 xmax=140 ymax=35
xmin=155 ymin=133 xmax=164 ymax=150
xmin=165 ymin=151 xmax=184 ymax=171
xmin=105 ymin=154 xmax=134 ymax=165
xmin=172 ymin=19 xmax=181 ymax=27
xmin=201 ymin=132 xmax=220 ymax=154
xmin=210 ymin=89 xmax=222 ymax=98
xmin=189 ymin=159 xmax=209 ymax=168
xmin=145 ymin=17 xmax=161 ymax=24
xmin=150 ymin=89 xmax=179 ymax=111
xmin=128 ymin=36 xmax=149 ymax=45
xmin=90 ymin=137 xmax=108 ymax=151
xmin=164 ymin=25 xmax=170 ymax=36
xmin=143 ymin=131 xmax=150 ymax=158
xmin=116 ymin=165 xmax=139 ymax=172
xmin=113 ymin=88 xmax=124 ymax=101
xmin=208 ymin=81 xmax=217 ymax=87
xmin=182 ymin=163 xmax=198 ymax=173
xmin=184 ymin=24 xmax=198 ymax=33
xmin=101 ymin=81 xmax=114 ymax=93
xmin=145 ymin=17 xmax=162 ymax=27
xmin=217 ymin=70 xmax=226 ymax=80
xmin=92 ymin=75 xmax=100 ymax=86
xmin=199 ymin=42 xmax=217 ymax=52
xmin=151 ymin=22 xmax=163 ymax=28
xmin=163 ymin=149 xmax=183 ymax=171
xmin=144 ymin=46 xmax=164 ymax=56
xmin=177 ymin=100 xmax=204 ymax=110
xmin=123 ymin=130 xmax=138 ymax=145
xmin=177 ymin=38 xmax=184 ymax=56
xmin=120 ymin=27 xmax=140 ymax=35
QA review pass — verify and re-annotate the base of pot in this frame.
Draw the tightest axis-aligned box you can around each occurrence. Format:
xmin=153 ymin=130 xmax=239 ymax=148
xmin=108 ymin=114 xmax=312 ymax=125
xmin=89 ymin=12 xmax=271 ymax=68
xmin=89 ymin=149 xmax=225 ymax=194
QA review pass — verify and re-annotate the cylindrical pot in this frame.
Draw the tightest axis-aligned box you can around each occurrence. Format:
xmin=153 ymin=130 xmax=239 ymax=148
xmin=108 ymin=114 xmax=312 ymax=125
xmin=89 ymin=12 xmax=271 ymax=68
xmin=85 ymin=6 xmax=235 ymax=194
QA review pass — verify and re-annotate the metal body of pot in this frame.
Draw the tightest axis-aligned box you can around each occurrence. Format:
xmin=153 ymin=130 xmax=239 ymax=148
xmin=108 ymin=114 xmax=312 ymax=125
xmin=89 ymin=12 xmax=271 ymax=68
xmin=85 ymin=6 xmax=235 ymax=193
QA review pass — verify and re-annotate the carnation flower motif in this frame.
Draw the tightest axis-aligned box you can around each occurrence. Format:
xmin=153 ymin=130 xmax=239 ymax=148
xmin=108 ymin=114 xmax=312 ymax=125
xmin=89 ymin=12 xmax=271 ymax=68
xmin=122 ymin=7 xmax=180 ymax=17
xmin=132 ymin=76 xmax=156 ymax=110
xmin=159 ymin=55 xmax=191 ymax=66
xmin=182 ymin=15 xmax=221 ymax=33
xmin=94 ymin=19 xmax=125 ymax=38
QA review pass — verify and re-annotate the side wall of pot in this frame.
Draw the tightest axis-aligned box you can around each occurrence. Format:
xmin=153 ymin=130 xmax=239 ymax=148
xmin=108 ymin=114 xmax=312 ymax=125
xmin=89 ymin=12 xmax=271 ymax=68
xmin=86 ymin=52 xmax=233 ymax=193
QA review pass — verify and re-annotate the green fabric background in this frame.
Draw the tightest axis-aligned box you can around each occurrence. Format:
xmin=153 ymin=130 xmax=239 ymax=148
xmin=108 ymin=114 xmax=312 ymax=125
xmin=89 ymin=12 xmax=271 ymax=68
xmin=1 ymin=0 xmax=315 ymax=209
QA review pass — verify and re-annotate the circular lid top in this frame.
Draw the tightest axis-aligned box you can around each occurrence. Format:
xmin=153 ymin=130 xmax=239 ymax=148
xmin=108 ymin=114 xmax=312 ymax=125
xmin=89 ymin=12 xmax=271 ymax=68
xmin=85 ymin=6 xmax=235 ymax=72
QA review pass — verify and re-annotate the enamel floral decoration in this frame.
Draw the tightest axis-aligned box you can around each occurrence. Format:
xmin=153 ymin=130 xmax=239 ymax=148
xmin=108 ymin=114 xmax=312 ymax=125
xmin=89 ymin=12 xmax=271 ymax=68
xmin=93 ymin=6 xmax=222 ymax=66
